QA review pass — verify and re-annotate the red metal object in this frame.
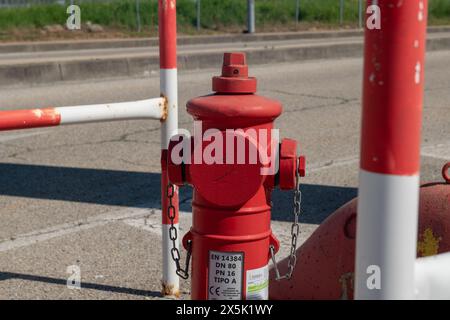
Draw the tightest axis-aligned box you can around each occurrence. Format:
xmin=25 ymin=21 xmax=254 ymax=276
xmin=168 ymin=52 xmax=305 ymax=300
xmin=298 ymin=155 xmax=306 ymax=178
xmin=212 ymin=52 xmax=257 ymax=94
xmin=443 ymin=162 xmax=450 ymax=184
xmin=161 ymin=150 xmax=179 ymax=225
xmin=0 ymin=108 xmax=60 ymax=131
xmin=158 ymin=0 xmax=177 ymax=69
xmin=269 ymin=163 xmax=450 ymax=300
xmin=360 ymin=1 xmax=427 ymax=176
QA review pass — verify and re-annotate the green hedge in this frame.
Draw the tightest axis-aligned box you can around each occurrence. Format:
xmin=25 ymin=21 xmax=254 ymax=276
xmin=0 ymin=0 xmax=448 ymax=31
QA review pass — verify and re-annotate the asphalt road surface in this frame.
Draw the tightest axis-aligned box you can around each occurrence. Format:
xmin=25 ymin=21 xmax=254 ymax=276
xmin=0 ymin=51 xmax=449 ymax=299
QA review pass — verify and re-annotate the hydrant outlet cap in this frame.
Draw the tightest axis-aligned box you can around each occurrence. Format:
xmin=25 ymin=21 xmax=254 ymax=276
xmin=212 ymin=52 xmax=257 ymax=94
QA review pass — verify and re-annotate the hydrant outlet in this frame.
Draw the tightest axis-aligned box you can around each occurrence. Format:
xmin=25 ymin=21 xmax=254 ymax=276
xmin=212 ymin=52 xmax=257 ymax=94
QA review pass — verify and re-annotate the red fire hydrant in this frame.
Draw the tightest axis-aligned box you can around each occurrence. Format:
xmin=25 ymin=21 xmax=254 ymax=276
xmin=167 ymin=52 xmax=305 ymax=300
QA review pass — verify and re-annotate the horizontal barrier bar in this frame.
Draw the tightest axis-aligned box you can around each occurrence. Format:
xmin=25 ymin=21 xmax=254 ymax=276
xmin=0 ymin=97 xmax=166 ymax=132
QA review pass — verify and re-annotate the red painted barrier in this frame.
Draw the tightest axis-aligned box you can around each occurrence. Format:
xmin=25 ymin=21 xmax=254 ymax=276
xmin=0 ymin=108 xmax=60 ymax=131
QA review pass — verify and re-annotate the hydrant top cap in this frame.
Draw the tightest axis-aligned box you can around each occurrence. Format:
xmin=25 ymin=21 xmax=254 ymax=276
xmin=212 ymin=52 xmax=257 ymax=94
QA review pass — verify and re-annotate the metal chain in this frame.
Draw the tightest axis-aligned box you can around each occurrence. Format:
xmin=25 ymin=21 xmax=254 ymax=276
xmin=167 ymin=182 xmax=192 ymax=280
xmin=270 ymin=169 xmax=302 ymax=281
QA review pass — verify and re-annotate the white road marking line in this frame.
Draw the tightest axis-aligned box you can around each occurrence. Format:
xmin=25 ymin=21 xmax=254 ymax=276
xmin=121 ymin=211 xmax=192 ymax=236
xmin=308 ymin=156 xmax=359 ymax=173
xmin=421 ymin=142 xmax=450 ymax=160
xmin=0 ymin=204 xmax=185 ymax=253
xmin=308 ymin=142 xmax=450 ymax=174
xmin=0 ymin=130 xmax=50 ymax=142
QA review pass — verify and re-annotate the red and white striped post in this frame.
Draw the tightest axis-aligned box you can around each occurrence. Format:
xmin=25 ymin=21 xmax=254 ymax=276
xmin=355 ymin=0 xmax=428 ymax=299
xmin=159 ymin=0 xmax=180 ymax=297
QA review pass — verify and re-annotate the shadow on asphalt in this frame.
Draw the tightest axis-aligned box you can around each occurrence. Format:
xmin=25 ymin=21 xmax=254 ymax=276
xmin=0 ymin=272 xmax=162 ymax=298
xmin=0 ymin=163 xmax=357 ymax=224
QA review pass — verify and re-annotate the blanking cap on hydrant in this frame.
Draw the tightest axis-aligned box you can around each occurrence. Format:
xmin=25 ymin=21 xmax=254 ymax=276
xmin=212 ymin=52 xmax=257 ymax=94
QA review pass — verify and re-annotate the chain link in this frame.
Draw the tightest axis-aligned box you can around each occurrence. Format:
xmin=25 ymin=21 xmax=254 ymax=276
xmin=270 ymin=168 xmax=302 ymax=281
xmin=167 ymin=182 xmax=192 ymax=280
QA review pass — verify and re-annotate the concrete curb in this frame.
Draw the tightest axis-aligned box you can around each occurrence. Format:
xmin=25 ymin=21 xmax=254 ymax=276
xmin=1 ymin=26 xmax=449 ymax=54
xmin=1 ymin=36 xmax=450 ymax=87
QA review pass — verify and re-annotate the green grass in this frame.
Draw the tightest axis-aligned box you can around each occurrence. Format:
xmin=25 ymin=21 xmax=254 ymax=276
xmin=429 ymin=0 xmax=450 ymax=24
xmin=0 ymin=0 xmax=449 ymax=34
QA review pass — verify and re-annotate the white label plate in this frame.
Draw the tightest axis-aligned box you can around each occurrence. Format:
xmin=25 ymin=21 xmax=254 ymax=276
xmin=246 ymin=265 xmax=269 ymax=300
xmin=208 ymin=251 xmax=244 ymax=300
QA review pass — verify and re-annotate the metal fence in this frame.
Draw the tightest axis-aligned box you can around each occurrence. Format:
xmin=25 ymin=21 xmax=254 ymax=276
xmin=0 ymin=0 xmax=64 ymax=7
xmin=0 ymin=0 xmax=115 ymax=7
xmin=0 ymin=0 xmax=373 ymax=33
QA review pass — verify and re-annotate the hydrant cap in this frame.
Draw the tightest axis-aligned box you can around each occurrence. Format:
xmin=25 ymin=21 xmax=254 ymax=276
xmin=212 ymin=52 xmax=257 ymax=94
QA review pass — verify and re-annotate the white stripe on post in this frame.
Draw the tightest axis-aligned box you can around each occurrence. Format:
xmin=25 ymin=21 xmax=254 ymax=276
xmin=161 ymin=69 xmax=179 ymax=296
xmin=356 ymin=170 xmax=420 ymax=299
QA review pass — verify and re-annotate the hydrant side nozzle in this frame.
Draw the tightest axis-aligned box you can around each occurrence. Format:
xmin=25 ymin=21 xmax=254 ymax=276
xmin=278 ymin=140 xmax=306 ymax=189
xmin=279 ymin=139 xmax=298 ymax=190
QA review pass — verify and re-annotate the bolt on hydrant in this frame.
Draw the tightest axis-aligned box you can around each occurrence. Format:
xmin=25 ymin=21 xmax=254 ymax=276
xmin=165 ymin=52 xmax=306 ymax=300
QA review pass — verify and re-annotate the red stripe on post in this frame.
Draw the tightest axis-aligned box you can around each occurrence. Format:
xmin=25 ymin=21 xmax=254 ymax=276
xmin=0 ymin=108 xmax=61 ymax=131
xmin=361 ymin=0 xmax=427 ymax=176
xmin=159 ymin=0 xmax=177 ymax=69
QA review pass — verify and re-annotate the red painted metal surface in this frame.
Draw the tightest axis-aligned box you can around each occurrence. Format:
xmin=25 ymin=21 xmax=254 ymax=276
xmin=298 ymin=155 xmax=306 ymax=177
xmin=0 ymin=108 xmax=61 ymax=131
xmin=158 ymin=0 xmax=177 ymax=69
xmin=161 ymin=150 xmax=179 ymax=225
xmin=443 ymin=162 xmax=450 ymax=184
xmin=279 ymin=139 xmax=297 ymax=190
xmin=212 ymin=52 xmax=257 ymax=94
xmin=269 ymin=164 xmax=450 ymax=300
xmin=168 ymin=53 xmax=304 ymax=300
xmin=360 ymin=0 xmax=427 ymax=176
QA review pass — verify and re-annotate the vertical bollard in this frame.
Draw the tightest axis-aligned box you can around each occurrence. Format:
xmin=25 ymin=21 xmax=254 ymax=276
xmin=355 ymin=0 xmax=428 ymax=299
xmin=136 ymin=0 xmax=141 ymax=33
xmin=358 ymin=0 xmax=363 ymax=29
xmin=159 ymin=0 xmax=180 ymax=297
xmin=247 ymin=0 xmax=255 ymax=33
xmin=196 ymin=0 xmax=201 ymax=31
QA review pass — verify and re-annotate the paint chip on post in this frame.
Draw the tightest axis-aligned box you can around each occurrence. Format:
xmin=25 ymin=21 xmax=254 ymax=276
xmin=415 ymin=61 xmax=421 ymax=84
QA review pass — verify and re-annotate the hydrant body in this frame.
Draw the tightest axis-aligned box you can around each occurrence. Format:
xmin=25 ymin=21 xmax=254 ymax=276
xmin=168 ymin=53 xmax=304 ymax=300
